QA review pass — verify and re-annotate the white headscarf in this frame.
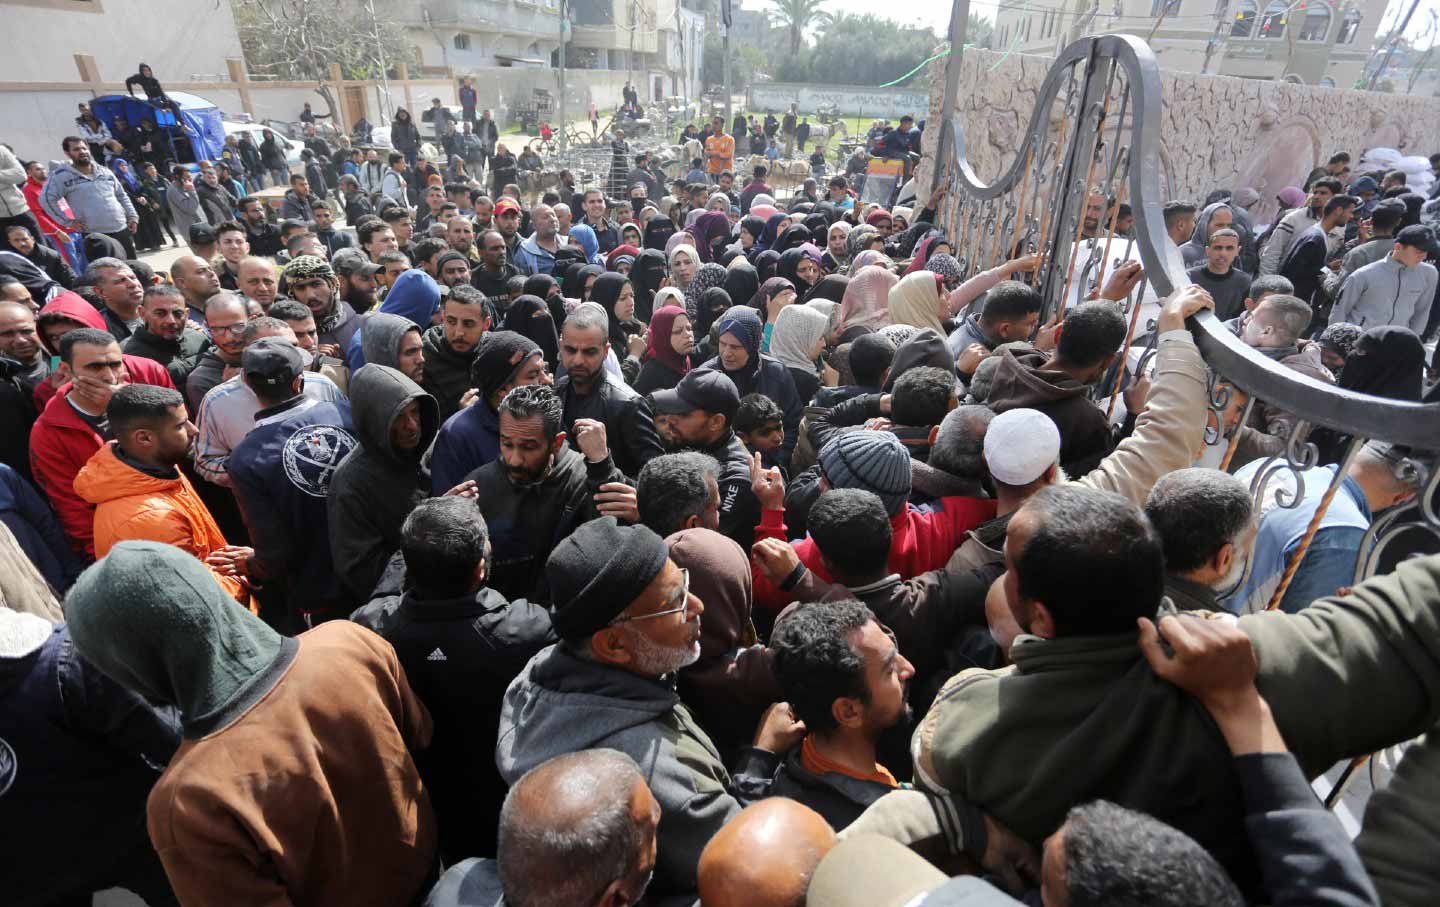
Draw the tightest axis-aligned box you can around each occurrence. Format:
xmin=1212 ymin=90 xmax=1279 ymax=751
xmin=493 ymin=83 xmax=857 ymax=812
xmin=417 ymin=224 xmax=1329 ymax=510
xmin=769 ymin=302 xmax=830 ymax=373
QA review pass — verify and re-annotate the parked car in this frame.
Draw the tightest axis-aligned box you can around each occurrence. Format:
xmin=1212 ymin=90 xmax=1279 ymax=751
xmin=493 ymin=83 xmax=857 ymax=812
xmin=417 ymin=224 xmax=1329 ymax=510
xmin=223 ymin=122 xmax=305 ymax=170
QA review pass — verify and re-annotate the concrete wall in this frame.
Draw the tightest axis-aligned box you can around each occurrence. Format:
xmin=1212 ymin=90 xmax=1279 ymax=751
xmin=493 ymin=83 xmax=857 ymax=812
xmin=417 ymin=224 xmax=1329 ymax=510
xmin=747 ymin=83 xmax=929 ymax=118
xmin=0 ymin=0 xmax=243 ymax=84
xmin=918 ymin=46 xmax=1440 ymax=226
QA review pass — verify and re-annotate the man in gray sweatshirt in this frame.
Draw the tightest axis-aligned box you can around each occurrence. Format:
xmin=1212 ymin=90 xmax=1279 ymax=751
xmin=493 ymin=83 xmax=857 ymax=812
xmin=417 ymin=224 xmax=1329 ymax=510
xmin=39 ymin=136 xmax=138 ymax=257
xmin=1332 ymin=224 xmax=1438 ymax=336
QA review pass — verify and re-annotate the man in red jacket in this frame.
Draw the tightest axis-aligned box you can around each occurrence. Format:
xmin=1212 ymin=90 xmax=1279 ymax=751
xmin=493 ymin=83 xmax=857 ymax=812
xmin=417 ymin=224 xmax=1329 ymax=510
xmin=748 ymin=431 xmax=995 ymax=612
xmin=29 ymin=328 xmax=132 ymax=557
xmin=33 ymin=291 xmax=174 ymax=411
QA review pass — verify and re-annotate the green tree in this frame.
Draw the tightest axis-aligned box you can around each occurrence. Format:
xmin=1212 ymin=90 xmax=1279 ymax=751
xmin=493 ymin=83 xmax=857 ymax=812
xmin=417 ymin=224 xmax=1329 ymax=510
xmin=805 ymin=14 xmax=939 ymax=86
xmin=767 ymin=0 xmax=833 ymax=55
xmin=967 ymin=13 xmax=995 ymax=49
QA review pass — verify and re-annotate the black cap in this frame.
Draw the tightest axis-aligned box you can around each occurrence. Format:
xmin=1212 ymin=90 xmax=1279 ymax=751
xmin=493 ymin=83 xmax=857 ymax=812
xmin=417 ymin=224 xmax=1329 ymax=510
xmin=331 ymin=247 xmax=383 ymax=277
xmin=188 ymin=222 xmax=217 ymax=245
xmin=1396 ymin=225 xmax=1438 ymax=255
xmin=241 ymin=337 xmax=308 ymax=388
xmin=651 ymin=367 xmax=740 ymax=420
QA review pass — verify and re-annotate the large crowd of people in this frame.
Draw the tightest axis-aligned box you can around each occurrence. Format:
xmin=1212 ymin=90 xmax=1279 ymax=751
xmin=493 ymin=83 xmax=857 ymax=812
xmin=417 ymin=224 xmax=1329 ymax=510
xmin=2 ymin=82 xmax=1440 ymax=907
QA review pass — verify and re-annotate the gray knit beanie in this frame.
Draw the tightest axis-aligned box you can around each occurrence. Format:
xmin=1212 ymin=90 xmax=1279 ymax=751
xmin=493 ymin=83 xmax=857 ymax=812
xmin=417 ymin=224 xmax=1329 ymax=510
xmin=817 ymin=431 xmax=912 ymax=517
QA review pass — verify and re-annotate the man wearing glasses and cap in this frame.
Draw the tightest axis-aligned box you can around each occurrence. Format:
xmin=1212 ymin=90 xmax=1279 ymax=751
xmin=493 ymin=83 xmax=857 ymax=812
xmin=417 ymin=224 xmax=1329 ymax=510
xmin=496 ymin=516 xmax=806 ymax=901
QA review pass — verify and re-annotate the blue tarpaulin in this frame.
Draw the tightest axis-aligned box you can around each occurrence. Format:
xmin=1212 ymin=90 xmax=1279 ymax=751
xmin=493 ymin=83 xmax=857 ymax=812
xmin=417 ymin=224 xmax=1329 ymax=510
xmin=89 ymin=90 xmax=227 ymax=166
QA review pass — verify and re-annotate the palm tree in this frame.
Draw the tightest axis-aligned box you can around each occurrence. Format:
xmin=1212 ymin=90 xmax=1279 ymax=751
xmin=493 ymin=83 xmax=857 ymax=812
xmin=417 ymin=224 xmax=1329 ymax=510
xmin=767 ymin=0 xmax=833 ymax=55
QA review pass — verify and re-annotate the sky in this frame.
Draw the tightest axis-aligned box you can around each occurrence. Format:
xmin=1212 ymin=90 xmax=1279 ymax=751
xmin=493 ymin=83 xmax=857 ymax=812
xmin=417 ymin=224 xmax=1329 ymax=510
xmin=739 ymin=0 xmax=1440 ymax=46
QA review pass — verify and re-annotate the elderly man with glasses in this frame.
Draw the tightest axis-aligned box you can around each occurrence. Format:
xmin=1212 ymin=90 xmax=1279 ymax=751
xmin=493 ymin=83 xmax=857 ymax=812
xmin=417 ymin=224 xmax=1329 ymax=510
xmin=496 ymin=516 xmax=806 ymax=902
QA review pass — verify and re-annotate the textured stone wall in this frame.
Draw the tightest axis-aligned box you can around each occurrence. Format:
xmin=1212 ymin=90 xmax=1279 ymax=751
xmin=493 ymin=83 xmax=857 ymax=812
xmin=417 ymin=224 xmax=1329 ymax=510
xmin=919 ymin=45 xmax=1440 ymax=225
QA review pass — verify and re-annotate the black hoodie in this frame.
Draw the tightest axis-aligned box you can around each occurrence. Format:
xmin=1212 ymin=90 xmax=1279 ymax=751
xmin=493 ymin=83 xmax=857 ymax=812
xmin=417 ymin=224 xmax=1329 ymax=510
xmin=328 ymin=365 xmax=439 ymax=600
xmin=986 ymin=344 xmax=1114 ymax=476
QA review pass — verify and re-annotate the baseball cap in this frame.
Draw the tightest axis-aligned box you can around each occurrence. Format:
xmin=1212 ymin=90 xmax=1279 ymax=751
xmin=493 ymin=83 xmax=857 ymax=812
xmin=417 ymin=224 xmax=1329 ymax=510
xmin=651 ymin=368 xmax=740 ymax=420
xmin=984 ymin=408 xmax=1060 ymax=486
xmin=494 ymin=197 xmax=522 ymax=217
xmin=1349 ymin=176 xmax=1379 ymax=194
xmin=1396 ymin=224 xmax=1438 ymax=255
xmin=241 ymin=337 xmax=310 ymax=388
xmin=331 ymin=247 xmax=382 ymax=278
xmin=188 ymin=223 xmax=217 ymax=245
xmin=806 ymin=836 xmax=1022 ymax=907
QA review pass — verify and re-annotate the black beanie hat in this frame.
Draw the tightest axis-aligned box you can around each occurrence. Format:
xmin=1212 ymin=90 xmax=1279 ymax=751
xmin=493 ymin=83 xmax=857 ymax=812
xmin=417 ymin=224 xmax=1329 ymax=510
xmin=471 ymin=330 xmax=543 ymax=400
xmin=547 ymin=517 xmax=670 ymax=640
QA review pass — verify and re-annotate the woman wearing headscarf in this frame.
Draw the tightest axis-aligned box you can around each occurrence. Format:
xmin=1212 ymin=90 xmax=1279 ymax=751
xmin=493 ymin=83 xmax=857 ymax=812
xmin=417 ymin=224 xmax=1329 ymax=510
xmin=561 ymin=263 xmax=604 ymax=303
xmin=754 ymin=277 xmax=798 ymax=355
xmin=846 ymin=225 xmax=886 ymax=266
xmin=666 ymin=230 xmax=697 ymax=257
xmin=591 ymin=271 xmax=645 ymax=384
xmin=630 ymin=248 xmax=669 ymax=323
xmin=822 ymin=221 xmax=853 ymax=273
xmin=690 ymin=287 xmax=731 ymax=363
xmin=804 ymin=273 xmax=849 ymax=306
xmin=1310 ymin=325 xmax=1427 ymax=464
xmin=838 ymin=266 xmax=899 ymax=337
xmin=769 ymin=303 xmax=831 ymax=404
xmin=1313 ymin=322 xmax=1363 ymax=379
xmin=606 ymin=243 xmax=640 ymax=274
xmin=701 ymin=306 xmax=802 ymax=466
xmin=668 ymin=242 xmax=699 ymax=295
xmin=737 ymin=216 xmax=766 ymax=254
xmin=684 ymin=261 xmax=729 ymax=321
xmin=643 ymin=215 xmax=677 ymax=251
xmin=776 ymin=247 xmax=822 ymax=300
xmin=888 ymin=271 xmax=948 ymax=335
xmin=522 ymin=273 xmax=568 ymax=327
xmin=749 ymin=203 xmax=780 ymax=223
xmin=890 ymin=221 xmax=935 ymax=260
xmin=633 ymin=304 xmax=695 ymax=395
xmin=902 ymin=234 xmax=948 ymax=276
xmin=568 ymin=222 xmax=604 ymax=265
xmin=752 ymin=213 xmax=788 ymax=258
xmin=502 ymin=294 xmax=561 ymax=370
xmin=746 ymin=249 xmax=778 ymax=285
xmin=690 ymin=211 xmax=732 ymax=264
xmin=925 ymin=252 xmax=965 ymax=292
xmin=773 ymin=224 xmax=812 ymax=255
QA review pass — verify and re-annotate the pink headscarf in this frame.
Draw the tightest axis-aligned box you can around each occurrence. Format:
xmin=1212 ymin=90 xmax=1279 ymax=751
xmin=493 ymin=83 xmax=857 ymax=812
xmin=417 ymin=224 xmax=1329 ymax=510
xmin=749 ymin=204 xmax=780 ymax=222
xmin=850 ymin=249 xmax=893 ymax=272
xmin=838 ymin=266 xmax=899 ymax=333
xmin=666 ymin=230 xmax=697 ymax=257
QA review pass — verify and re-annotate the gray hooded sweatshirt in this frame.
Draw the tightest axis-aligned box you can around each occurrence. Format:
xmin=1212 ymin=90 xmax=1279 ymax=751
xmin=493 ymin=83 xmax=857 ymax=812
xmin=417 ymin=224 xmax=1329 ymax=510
xmin=328 ymin=364 xmax=438 ymax=601
xmin=361 ymin=312 xmax=421 ymax=371
xmin=496 ymin=644 xmax=775 ymax=897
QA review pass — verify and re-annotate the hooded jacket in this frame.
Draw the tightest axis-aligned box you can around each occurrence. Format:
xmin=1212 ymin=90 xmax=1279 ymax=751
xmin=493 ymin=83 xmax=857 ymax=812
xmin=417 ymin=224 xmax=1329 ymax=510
xmin=700 ymin=355 xmax=802 ymax=467
xmin=346 ymin=270 xmax=441 ymax=371
xmin=421 ymin=323 xmax=477 ymax=424
xmin=64 ymin=541 xmax=438 ymax=907
xmin=28 ymin=389 xmax=110 ymax=558
xmin=986 ymin=345 xmax=1114 ymax=476
xmin=33 ymin=294 xmax=175 ymax=411
xmin=73 ymin=441 xmax=248 ymax=606
xmin=430 ymin=397 xmax=501 ymax=496
xmin=466 ymin=444 xmax=625 ymax=603
xmin=230 ymin=396 xmax=358 ymax=620
xmin=353 ymin=583 xmax=555 ymax=860
xmin=497 ymin=644 xmax=771 ymax=896
xmin=328 ymin=365 xmax=439 ymax=601
xmin=914 ymin=553 xmax=1440 ymax=899
xmin=317 ymin=298 xmax=361 ymax=351
xmin=668 ymin=528 xmax=782 ymax=758
xmin=1178 ymin=202 xmax=1256 ymax=271
xmin=0 ymin=614 xmax=181 ymax=907
xmin=555 ymin=366 xmax=663 ymax=479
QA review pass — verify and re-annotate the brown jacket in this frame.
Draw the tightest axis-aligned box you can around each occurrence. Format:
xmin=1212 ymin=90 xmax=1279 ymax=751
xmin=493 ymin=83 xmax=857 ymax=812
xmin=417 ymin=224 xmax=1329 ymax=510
xmin=146 ymin=621 xmax=437 ymax=907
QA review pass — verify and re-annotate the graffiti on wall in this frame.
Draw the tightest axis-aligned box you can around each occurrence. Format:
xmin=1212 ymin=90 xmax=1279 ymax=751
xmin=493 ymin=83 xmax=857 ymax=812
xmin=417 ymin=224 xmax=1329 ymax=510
xmin=747 ymin=82 xmax=928 ymax=118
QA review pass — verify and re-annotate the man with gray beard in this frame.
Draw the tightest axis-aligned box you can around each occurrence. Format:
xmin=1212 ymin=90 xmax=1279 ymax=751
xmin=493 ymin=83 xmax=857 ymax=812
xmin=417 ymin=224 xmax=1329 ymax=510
xmin=495 ymin=516 xmax=805 ymax=901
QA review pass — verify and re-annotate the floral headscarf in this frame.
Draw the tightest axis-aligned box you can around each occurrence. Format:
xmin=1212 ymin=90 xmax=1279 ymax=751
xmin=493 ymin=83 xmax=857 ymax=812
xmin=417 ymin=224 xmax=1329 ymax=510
xmin=684 ymin=262 xmax=729 ymax=320
xmin=925 ymin=252 xmax=964 ymax=290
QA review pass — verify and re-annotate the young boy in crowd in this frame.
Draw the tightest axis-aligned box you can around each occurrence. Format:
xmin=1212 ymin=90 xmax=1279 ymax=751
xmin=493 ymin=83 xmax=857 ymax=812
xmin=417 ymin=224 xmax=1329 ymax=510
xmin=735 ymin=393 xmax=786 ymax=463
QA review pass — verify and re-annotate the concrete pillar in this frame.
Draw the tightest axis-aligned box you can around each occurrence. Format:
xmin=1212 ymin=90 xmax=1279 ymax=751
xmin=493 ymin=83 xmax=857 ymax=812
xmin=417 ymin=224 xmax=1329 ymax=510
xmin=73 ymin=53 xmax=102 ymax=96
xmin=398 ymin=63 xmax=414 ymax=115
xmin=227 ymin=58 xmax=255 ymax=120
xmin=330 ymin=64 xmax=351 ymax=134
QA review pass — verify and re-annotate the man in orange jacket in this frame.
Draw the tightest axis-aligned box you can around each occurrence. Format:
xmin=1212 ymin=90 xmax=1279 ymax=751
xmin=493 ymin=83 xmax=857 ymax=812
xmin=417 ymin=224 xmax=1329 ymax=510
xmin=73 ymin=383 xmax=252 ymax=608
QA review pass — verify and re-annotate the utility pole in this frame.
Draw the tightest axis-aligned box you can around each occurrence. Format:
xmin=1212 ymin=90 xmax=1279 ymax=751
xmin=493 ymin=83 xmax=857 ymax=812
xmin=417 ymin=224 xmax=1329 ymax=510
xmin=723 ymin=0 xmax=733 ymax=129
xmin=559 ymin=0 xmax=568 ymax=155
xmin=1370 ymin=0 xmax=1422 ymax=91
xmin=1201 ymin=0 xmax=1230 ymax=74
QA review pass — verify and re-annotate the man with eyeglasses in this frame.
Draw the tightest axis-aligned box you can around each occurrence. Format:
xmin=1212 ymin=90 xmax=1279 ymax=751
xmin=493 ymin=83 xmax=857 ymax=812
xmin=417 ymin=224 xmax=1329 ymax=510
xmin=465 ymin=383 xmax=628 ymax=603
xmin=497 ymin=516 xmax=807 ymax=902
xmin=184 ymin=292 xmax=251 ymax=413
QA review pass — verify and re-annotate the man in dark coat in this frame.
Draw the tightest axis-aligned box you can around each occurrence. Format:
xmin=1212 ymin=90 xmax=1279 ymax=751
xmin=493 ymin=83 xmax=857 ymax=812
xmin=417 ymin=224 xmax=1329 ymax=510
xmin=554 ymin=303 xmax=662 ymax=478
xmin=351 ymin=496 xmax=554 ymax=861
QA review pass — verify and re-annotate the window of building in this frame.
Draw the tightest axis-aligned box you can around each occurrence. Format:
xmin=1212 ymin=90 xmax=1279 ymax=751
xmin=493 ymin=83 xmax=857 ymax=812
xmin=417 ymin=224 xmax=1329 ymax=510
xmin=1231 ymin=0 xmax=1258 ymax=36
xmin=454 ymin=33 xmax=471 ymax=50
xmin=1298 ymin=3 xmax=1331 ymax=41
xmin=1259 ymin=0 xmax=1288 ymax=38
xmin=1337 ymin=7 xmax=1361 ymax=43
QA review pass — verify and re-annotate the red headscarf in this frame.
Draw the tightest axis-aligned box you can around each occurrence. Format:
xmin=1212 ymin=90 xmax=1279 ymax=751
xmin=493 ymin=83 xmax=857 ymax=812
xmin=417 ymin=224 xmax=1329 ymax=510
xmin=646 ymin=305 xmax=692 ymax=375
xmin=606 ymin=244 xmax=640 ymax=270
xmin=865 ymin=208 xmax=893 ymax=228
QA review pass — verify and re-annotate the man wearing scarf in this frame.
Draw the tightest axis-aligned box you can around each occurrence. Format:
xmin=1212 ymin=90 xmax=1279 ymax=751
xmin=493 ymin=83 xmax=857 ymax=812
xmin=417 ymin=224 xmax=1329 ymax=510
xmin=286 ymin=255 xmax=360 ymax=354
